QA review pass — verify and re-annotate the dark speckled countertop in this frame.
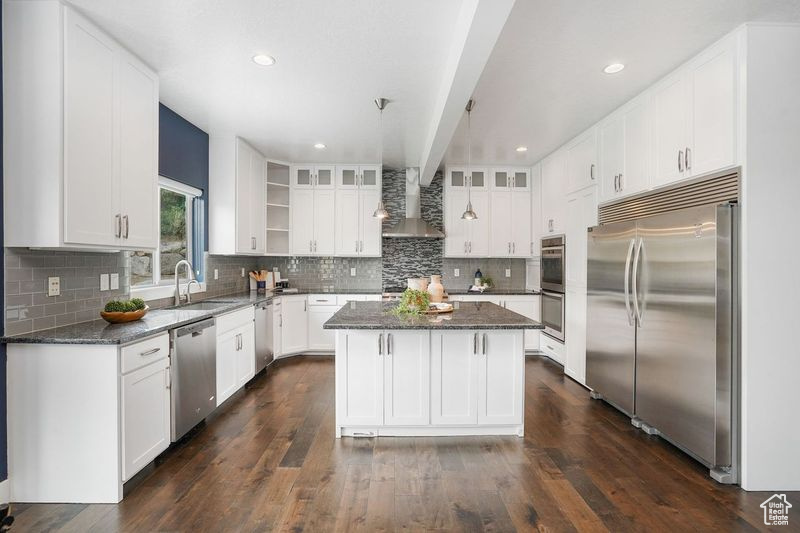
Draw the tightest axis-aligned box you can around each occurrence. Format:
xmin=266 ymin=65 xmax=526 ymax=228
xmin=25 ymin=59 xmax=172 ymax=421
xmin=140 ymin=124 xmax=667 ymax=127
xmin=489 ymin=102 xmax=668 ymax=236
xmin=323 ymin=301 xmax=543 ymax=330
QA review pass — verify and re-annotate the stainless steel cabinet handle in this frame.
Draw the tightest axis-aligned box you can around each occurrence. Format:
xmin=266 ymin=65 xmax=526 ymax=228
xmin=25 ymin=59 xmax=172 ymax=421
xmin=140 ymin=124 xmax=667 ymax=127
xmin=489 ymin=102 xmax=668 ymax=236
xmin=251 ymin=236 xmax=256 ymax=250
xmin=314 ymin=240 xmax=317 ymax=253
xmin=304 ymin=300 xmax=307 ymax=312
xmin=165 ymin=367 xmax=171 ymax=389
xmin=473 ymin=332 xmax=478 ymax=354
xmin=512 ymin=242 xmax=515 ymax=254
xmin=469 ymin=241 xmax=472 ymax=253
xmin=685 ymin=147 xmax=691 ymax=170
xmin=464 ymin=241 xmax=468 ymax=254
xmin=678 ymin=150 xmax=684 ymax=172
xmin=309 ymin=240 xmax=313 ymax=252
xmin=355 ymin=240 xmax=359 ymax=252
xmin=482 ymin=333 xmax=487 ymax=355
xmin=123 ymin=215 xmax=129 ymax=238
xmin=590 ymin=163 xmax=596 ymax=180
xmin=508 ymin=242 xmax=511 ymax=254
xmin=378 ymin=333 xmax=383 ymax=355
xmin=614 ymin=174 xmax=618 ymax=192
xmin=631 ymin=237 xmax=644 ymax=326
xmin=115 ymin=214 xmax=122 ymax=238
xmin=387 ymin=333 xmax=392 ymax=355
xmin=619 ymin=173 xmax=623 ymax=191
xmin=140 ymin=347 xmax=160 ymax=357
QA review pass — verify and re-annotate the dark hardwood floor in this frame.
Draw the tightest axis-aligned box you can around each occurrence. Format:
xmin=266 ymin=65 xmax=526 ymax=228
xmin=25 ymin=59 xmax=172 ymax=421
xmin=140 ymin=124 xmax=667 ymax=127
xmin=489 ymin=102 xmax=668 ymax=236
xmin=10 ymin=355 xmax=799 ymax=532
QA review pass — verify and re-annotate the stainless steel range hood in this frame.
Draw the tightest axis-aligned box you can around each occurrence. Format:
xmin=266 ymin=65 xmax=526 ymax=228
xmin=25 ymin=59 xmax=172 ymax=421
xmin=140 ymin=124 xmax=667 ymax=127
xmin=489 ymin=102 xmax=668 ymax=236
xmin=382 ymin=168 xmax=444 ymax=238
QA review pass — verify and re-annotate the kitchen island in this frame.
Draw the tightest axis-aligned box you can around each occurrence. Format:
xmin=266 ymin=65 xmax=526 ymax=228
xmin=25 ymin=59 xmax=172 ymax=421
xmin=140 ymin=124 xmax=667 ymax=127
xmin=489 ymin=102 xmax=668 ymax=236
xmin=324 ymin=300 xmax=543 ymax=438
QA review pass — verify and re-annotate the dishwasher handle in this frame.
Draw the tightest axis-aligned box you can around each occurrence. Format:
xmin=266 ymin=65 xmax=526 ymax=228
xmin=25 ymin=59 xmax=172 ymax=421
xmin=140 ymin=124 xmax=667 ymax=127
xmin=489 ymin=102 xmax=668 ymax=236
xmin=175 ymin=318 xmax=216 ymax=337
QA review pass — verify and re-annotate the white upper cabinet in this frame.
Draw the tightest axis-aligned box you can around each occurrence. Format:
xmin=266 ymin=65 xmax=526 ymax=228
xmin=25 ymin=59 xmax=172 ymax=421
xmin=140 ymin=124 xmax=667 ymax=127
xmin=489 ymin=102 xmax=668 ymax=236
xmin=565 ymin=128 xmax=598 ymax=193
xmin=652 ymin=34 xmax=738 ymax=188
xmin=446 ymin=167 xmax=488 ymax=189
xmin=210 ymin=137 xmax=266 ymax=255
xmin=540 ymin=150 xmax=567 ymax=235
xmin=334 ymin=166 xmax=382 ymax=256
xmin=599 ymin=96 xmax=651 ymax=203
xmin=491 ymin=168 xmax=530 ymax=190
xmin=291 ymin=165 xmax=335 ymax=189
xmin=4 ymin=2 xmax=158 ymax=249
xmin=444 ymin=188 xmax=490 ymax=257
xmin=489 ymin=190 xmax=531 ymax=258
xmin=291 ymin=188 xmax=335 ymax=256
xmin=530 ymin=162 xmax=542 ymax=255
xmin=336 ymin=165 xmax=381 ymax=190
xmin=565 ymin=186 xmax=598 ymax=289
xmin=599 ymin=115 xmax=625 ymax=202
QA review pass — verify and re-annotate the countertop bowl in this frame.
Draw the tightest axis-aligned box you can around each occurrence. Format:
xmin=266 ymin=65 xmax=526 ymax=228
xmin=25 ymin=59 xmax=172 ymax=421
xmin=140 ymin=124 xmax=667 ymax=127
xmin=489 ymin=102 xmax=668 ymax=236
xmin=100 ymin=306 xmax=149 ymax=324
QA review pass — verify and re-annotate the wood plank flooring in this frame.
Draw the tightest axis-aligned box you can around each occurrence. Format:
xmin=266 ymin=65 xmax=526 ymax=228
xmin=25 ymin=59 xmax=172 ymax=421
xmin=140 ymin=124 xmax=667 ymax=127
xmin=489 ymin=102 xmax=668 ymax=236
xmin=10 ymin=355 xmax=799 ymax=532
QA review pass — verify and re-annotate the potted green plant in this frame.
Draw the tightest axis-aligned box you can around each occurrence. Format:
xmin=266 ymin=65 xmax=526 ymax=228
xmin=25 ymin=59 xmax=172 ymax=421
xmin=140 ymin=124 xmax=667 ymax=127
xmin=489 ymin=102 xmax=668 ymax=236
xmin=100 ymin=298 xmax=149 ymax=324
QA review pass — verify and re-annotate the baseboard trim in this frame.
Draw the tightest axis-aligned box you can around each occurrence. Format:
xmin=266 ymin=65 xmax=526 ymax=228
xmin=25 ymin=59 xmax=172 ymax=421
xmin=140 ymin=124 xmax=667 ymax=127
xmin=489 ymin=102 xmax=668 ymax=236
xmin=0 ymin=479 xmax=9 ymax=504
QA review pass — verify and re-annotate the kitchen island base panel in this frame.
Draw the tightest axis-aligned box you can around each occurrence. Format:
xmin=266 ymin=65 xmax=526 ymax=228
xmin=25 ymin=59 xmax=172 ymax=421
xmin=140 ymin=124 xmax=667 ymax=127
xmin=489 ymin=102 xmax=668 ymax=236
xmin=336 ymin=425 xmax=524 ymax=438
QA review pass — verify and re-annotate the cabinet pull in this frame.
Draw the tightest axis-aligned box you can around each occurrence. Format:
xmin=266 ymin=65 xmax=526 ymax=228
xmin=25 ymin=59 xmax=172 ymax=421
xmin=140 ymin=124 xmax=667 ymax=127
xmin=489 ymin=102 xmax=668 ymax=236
xmin=378 ymin=333 xmax=383 ymax=355
xmin=590 ymin=163 xmax=596 ymax=180
xmin=314 ymin=240 xmax=317 ymax=253
xmin=685 ymin=147 xmax=691 ymax=170
xmin=678 ymin=150 xmax=684 ymax=172
xmin=251 ymin=236 xmax=256 ymax=250
xmin=614 ymin=174 xmax=618 ymax=192
xmin=115 ymin=214 xmax=122 ymax=238
xmin=387 ymin=333 xmax=392 ymax=355
xmin=482 ymin=333 xmax=487 ymax=355
xmin=469 ymin=241 xmax=472 ymax=253
xmin=310 ymin=240 xmax=313 ymax=252
xmin=123 ymin=215 xmax=129 ymax=238
xmin=512 ymin=242 xmax=515 ymax=254
xmin=618 ymin=173 xmax=623 ymax=191
xmin=355 ymin=240 xmax=359 ymax=252
xmin=165 ymin=367 xmax=171 ymax=390
xmin=304 ymin=300 xmax=307 ymax=312
xmin=473 ymin=332 xmax=478 ymax=354
xmin=464 ymin=241 xmax=468 ymax=254
xmin=139 ymin=347 xmax=160 ymax=357
xmin=508 ymin=242 xmax=511 ymax=254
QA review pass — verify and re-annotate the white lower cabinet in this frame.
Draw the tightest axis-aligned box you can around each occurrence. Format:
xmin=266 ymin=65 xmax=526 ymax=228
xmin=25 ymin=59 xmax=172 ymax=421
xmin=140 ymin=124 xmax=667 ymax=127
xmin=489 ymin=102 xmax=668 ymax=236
xmin=308 ymin=303 xmax=338 ymax=351
xmin=121 ymin=355 xmax=170 ymax=481
xmin=336 ymin=329 xmax=524 ymax=436
xmin=216 ymin=307 xmax=256 ymax=407
xmin=280 ymin=295 xmax=309 ymax=355
xmin=564 ymin=287 xmax=587 ymax=385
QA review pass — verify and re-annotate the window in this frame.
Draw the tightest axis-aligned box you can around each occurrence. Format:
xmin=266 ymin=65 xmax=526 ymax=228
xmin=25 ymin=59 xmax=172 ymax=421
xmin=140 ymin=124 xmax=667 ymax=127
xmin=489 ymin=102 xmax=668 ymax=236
xmin=131 ymin=177 xmax=203 ymax=288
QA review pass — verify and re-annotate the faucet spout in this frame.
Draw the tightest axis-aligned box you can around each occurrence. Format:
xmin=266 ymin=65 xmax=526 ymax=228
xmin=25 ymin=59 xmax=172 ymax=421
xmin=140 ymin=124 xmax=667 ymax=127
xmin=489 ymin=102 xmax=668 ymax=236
xmin=174 ymin=259 xmax=195 ymax=306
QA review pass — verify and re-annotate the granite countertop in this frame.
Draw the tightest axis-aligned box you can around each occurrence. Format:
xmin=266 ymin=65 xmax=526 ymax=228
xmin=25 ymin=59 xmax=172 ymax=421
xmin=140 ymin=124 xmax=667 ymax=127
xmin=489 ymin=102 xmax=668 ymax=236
xmin=323 ymin=301 xmax=544 ymax=330
xmin=446 ymin=288 xmax=541 ymax=296
xmin=1 ymin=292 xmax=274 ymax=345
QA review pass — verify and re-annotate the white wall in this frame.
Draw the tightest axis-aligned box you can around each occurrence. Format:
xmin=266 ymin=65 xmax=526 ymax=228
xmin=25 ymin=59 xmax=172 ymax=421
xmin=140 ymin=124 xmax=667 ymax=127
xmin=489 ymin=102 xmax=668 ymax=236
xmin=740 ymin=24 xmax=800 ymax=491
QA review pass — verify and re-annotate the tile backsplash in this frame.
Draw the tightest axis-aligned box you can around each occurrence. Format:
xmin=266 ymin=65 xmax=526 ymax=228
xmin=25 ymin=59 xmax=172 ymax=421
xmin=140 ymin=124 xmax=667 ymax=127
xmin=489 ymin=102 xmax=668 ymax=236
xmin=4 ymin=248 xmax=129 ymax=335
xmin=258 ymin=256 xmax=382 ymax=292
xmin=441 ymin=258 xmax=527 ymax=292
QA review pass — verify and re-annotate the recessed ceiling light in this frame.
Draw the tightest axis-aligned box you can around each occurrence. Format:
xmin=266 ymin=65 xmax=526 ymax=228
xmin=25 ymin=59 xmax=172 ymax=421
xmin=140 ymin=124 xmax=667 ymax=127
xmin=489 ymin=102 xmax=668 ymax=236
xmin=313 ymin=143 xmax=326 ymax=149
xmin=516 ymin=146 xmax=528 ymax=152
xmin=252 ymin=54 xmax=276 ymax=66
xmin=603 ymin=63 xmax=625 ymax=74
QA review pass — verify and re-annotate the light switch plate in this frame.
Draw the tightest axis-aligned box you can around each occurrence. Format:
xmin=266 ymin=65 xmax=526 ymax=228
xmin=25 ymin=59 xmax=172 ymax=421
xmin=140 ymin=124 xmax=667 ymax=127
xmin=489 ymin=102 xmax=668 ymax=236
xmin=214 ymin=269 xmax=219 ymax=280
xmin=505 ymin=268 xmax=511 ymax=278
xmin=100 ymin=273 xmax=110 ymax=291
xmin=110 ymin=273 xmax=119 ymax=290
xmin=454 ymin=268 xmax=460 ymax=277
xmin=47 ymin=277 xmax=60 ymax=297
xmin=350 ymin=268 xmax=356 ymax=277
xmin=241 ymin=268 xmax=245 ymax=277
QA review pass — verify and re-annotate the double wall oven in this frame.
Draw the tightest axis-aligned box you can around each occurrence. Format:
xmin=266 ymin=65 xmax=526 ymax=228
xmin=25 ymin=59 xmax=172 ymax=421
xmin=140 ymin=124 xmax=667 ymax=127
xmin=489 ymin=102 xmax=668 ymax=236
xmin=540 ymin=235 xmax=565 ymax=342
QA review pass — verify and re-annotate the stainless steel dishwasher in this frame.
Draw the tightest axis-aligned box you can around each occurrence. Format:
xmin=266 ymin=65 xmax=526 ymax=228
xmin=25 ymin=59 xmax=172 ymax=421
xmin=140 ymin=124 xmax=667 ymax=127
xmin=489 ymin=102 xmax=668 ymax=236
xmin=255 ymin=300 xmax=274 ymax=373
xmin=170 ymin=318 xmax=217 ymax=441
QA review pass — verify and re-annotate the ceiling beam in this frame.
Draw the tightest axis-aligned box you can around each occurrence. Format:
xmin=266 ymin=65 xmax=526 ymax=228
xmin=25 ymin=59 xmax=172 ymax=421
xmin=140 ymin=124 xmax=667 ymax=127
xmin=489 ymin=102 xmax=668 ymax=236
xmin=417 ymin=0 xmax=515 ymax=185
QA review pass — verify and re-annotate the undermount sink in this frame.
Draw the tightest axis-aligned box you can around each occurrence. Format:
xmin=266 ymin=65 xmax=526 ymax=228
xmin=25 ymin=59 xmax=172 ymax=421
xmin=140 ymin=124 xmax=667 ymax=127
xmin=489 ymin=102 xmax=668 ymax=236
xmin=171 ymin=301 xmax=231 ymax=312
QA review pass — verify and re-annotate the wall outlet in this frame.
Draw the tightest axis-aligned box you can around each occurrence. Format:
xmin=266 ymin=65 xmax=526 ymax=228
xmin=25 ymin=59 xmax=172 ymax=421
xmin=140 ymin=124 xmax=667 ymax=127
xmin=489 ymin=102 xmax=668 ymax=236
xmin=454 ymin=268 xmax=460 ymax=277
xmin=110 ymin=273 xmax=119 ymax=290
xmin=241 ymin=268 xmax=245 ymax=277
xmin=47 ymin=277 xmax=60 ymax=297
xmin=100 ymin=273 xmax=110 ymax=291
xmin=350 ymin=268 xmax=356 ymax=277
xmin=214 ymin=269 xmax=219 ymax=280
xmin=505 ymin=268 xmax=511 ymax=278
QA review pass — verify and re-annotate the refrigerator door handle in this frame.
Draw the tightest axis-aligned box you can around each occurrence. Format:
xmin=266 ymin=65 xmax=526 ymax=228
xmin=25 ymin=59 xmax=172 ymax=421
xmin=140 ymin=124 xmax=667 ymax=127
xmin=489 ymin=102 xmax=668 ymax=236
xmin=631 ymin=237 xmax=644 ymax=326
xmin=623 ymin=238 xmax=636 ymax=326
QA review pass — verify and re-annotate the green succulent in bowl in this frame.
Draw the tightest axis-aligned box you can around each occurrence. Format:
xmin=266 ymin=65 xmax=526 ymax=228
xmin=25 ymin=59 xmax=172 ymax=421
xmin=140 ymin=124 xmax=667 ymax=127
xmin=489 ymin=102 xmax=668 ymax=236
xmin=104 ymin=298 xmax=147 ymax=313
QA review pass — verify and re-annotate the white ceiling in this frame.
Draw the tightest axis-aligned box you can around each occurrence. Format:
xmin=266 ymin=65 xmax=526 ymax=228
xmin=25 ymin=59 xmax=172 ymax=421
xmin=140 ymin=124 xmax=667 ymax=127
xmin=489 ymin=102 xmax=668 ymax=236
xmin=67 ymin=0 xmax=463 ymax=167
xmin=444 ymin=0 xmax=800 ymax=167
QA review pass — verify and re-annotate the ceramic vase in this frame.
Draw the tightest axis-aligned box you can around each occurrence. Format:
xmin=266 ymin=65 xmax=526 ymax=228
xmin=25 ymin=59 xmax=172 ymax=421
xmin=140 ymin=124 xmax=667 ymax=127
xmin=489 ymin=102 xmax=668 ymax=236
xmin=427 ymin=275 xmax=444 ymax=303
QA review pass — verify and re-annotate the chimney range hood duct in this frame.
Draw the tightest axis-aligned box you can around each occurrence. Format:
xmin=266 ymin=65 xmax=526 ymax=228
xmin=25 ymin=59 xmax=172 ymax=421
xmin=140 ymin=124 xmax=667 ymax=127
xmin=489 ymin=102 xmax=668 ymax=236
xmin=382 ymin=168 xmax=445 ymax=238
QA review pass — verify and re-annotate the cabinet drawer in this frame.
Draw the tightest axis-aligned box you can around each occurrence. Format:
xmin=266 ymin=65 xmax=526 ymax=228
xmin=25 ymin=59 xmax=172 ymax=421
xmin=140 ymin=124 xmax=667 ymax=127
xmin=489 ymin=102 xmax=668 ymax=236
xmin=309 ymin=294 xmax=337 ymax=306
xmin=120 ymin=333 xmax=169 ymax=375
xmin=336 ymin=294 xmax=365 ymax=305
xmin=540 ymin=337 xmax=565 ymax=363
xmin=216 ymin=306 xmax=255 ymax=335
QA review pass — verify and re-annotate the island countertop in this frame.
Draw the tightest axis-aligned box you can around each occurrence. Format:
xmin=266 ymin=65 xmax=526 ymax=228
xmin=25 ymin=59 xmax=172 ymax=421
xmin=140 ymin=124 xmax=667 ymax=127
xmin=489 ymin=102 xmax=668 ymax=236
xmin=323 ymin=301 xmax=543 ymax=330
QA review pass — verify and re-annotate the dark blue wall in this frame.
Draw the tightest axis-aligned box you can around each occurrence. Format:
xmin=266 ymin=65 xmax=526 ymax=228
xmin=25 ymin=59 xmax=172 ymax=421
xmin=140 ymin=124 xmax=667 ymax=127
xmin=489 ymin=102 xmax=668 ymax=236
xmin=1 ymin=6 xmax=8 ymax=483
xmin=158 ymin=104 xmax=209 ymax=250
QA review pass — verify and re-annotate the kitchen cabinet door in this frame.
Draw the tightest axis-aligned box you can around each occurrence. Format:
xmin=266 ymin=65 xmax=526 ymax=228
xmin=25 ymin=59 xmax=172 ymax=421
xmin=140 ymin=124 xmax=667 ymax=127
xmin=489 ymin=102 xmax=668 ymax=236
xmin=335 ymin=189 xmax=360 ymax=256
xmin=216 ymin=329 xmax=238 ymax=406
xmin=444 ymin=190 xmax=469 ymax=257
xmin=491 ymin=168 xmax=512 ymax=190
xmin=308 ymin=305 xmax=337 ymax=351
xmin=249 ymin=150 xmax=266 ymax=254
xmin=503 ymin=297 xmax=540 ymax=351
xmin=116 ymin=52 xmax=159 ymax=249
xmin=281 ymin=296 xmax=308 ymax=355
xmin=565 ymin=186 xmax=597 ymax=289
xmin=530 ymin=163 xmax=542 ymax=255
xmin=477 ymin=331 xmax=524 ymax=425
xmin=313 ymin=189 xmax=336 ymax=255
xmin=467 ymin=191 xmax=490 ymax=256
xmin=314 ymin=166 xmax=336 ymax=189
xmin=359 ymin=189 xmax=382 ymax=256
xmin=652 ymin=71 xmax=688 ymax=188
xmin=490 ymin=191 xmax=513 ymax=256
xmin=564 ymin=286 xmax=587 ymax=385
xmin=359 ymin=165 xmax=381 ymax=190
xmin=336 ymin=165 xmax=360 ymax=189
xmin=236 ymin=323 xmax=256 ymax=387
xmin=622 ymin=98 xmax=650 ymax=197
xmin=336 ymin=331 xmax=384 ymax=426
xmin=688 ymin=37 xmax=737 ymax=177
xmin=121 ymin=357 xmax=170 ymax=481
xmin=566 ymin=128 xmax=598 ymax=193
xmin=383 ymin=331 xmax=430 ymax=426
xmin=541 ymin=150 xmax=567 ymax=235
xmin=235 ymin=140 xmax=254 ymax=253
xmin=431 ymin=331 xmax=479 ymax=425
xmin=63 ymin=9 xmax=117 ymax=247
xmin=599 ymin=115 xmax=624 ymax=202
xmin=511 ymin=191 xmax=532 ymax=257
xmin=291 ymin=189 xmax=315 ymax=255
xmin=291 ymin=165 xmax=315 ymax=188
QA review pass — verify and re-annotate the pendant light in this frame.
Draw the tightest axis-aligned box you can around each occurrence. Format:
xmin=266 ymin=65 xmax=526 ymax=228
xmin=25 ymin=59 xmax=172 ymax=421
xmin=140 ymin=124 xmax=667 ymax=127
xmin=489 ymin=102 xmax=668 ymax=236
xmin=372 ymin=97 xmax=390 ymax=219
xmin=461 ymin=99 xmax=478 ymax=220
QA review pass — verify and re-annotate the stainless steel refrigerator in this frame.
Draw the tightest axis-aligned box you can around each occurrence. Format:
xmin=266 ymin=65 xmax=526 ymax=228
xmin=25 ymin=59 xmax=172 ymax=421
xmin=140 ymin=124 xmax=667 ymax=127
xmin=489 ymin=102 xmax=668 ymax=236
xmin=586 ymin=203 xmax=736 ymax=483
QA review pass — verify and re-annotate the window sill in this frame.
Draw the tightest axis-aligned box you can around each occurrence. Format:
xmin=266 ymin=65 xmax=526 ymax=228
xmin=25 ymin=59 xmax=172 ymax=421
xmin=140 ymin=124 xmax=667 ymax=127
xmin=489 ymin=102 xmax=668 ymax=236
xmin=131 ymin=282 xmax=207 ymax=302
